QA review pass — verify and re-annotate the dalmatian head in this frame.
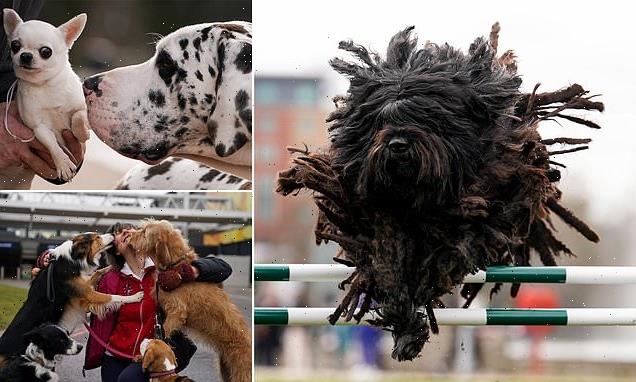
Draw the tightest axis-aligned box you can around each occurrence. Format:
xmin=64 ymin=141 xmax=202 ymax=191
xmin=83 ymin=22 xmax=252 ymax=166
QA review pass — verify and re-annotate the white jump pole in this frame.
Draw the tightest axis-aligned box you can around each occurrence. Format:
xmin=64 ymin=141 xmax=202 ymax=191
xmin=255 ymin=307 xmax=636 ymax=326
xmin=255 ymin=264 xmax=636 ymax=284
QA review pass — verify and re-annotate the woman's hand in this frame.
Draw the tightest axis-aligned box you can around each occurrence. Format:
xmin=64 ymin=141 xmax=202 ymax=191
xmin=0 ymin=101 xmax=85 ymax=180
xmin=31 ymin=250 xmax=52 ymax=278
xmin=157 ymin=263 xmax=198 ymax=292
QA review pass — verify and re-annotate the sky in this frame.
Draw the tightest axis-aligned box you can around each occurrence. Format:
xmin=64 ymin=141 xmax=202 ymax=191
xmin=254 ymin=0 xmax=636 ymax=223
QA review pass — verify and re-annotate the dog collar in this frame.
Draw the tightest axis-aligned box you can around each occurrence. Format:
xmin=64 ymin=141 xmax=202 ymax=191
xmin=149 ymin=369 xmax=177 ymax=378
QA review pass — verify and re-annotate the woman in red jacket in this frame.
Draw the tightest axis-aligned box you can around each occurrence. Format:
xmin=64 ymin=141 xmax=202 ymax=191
xmin=83 ymin=223 xmax=233 ymax=382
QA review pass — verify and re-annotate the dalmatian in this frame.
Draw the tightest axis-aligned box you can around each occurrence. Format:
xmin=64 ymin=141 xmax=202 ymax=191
xmin=83 ymin=21 xmax=252 ymax=188
xmin=116 ymin=157 xmax=251 ymax=190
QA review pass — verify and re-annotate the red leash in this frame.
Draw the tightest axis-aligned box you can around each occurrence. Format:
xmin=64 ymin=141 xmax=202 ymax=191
xmin=149 ymin=369 xmax=177 ymax=378
xmin=83 ymin=321 xmax=134 ymax=360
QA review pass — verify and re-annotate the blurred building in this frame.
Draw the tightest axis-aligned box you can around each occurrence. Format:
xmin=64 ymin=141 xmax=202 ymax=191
xmin=255 ymin=76 xmax=328 ymax=256
xmin=0 ymin=192 xmax=251 ymax=284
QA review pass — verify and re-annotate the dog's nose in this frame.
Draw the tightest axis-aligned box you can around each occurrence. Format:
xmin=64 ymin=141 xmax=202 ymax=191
xmin=388 ymin=137 xmax=409 ymax=153
xmin=76 ymin=343 xmax=84 ymax=352
xmin=19 ymin=52 xmax=33 ymax=65
xmin=83 ymin=75 xmax=103 ymax=97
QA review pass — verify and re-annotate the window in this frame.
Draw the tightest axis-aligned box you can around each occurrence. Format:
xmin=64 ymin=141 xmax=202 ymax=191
xmin=293 ymin=81 xmax=318 ymax=105
xmin=255 ymin=81 xmax=278 ymax=105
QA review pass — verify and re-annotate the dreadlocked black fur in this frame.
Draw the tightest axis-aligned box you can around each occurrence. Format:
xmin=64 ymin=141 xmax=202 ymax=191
xmin=276 ymin=23 xmax=603 ymax=361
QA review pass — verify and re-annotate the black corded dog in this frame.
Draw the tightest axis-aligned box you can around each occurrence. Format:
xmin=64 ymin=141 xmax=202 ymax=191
xmin=0 ymin=324 xmax=82 ymax=382
xmin=277 ymin=23 xmax=603 ymax=361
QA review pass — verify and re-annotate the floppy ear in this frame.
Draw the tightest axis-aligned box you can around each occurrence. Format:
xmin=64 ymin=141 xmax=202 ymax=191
xmin=71 ymin=238 xmax=89 ymax=262
xmin=205 ymin=24 xmax=252 ymax=158
xmin=3 ymin=8 xmax=23 ymax=37
xmin=57 ymin=13 xmax=87 ymax=48
xmin=23 ymin=327 xmax=41 ymax=345
xmin=155 ymin=242 xmax=170 ymax=266
xmin=141 ymin=347 xmax=155 ymax=371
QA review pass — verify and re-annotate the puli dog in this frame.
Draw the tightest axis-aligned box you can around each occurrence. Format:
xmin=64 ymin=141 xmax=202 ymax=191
xmin=277 ymin=23 xmax=604 ymax=361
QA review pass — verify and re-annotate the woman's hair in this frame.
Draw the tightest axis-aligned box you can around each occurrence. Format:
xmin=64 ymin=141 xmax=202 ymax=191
xmin=104 ymin=222 xmax=137 ymax=269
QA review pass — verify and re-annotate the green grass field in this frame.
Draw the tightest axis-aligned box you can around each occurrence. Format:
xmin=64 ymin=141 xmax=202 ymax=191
xmin=0 ymin=284 xmax=27 ymax=329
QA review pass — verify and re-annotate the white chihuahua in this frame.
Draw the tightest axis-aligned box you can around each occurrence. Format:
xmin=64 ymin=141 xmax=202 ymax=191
xmin=3 ymin=9 xmax=89 ymax=181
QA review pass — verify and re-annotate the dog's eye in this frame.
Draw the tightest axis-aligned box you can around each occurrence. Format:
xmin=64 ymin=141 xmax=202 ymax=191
xmin=39 ymin=47 xmax=52 ymax=59
xmin=10 ymin=40 xmax=21 ymax=54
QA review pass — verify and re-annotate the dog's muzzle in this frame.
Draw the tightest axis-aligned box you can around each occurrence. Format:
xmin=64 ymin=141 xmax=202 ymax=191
xmin=388 ymin=137 xmax=409 ymax=154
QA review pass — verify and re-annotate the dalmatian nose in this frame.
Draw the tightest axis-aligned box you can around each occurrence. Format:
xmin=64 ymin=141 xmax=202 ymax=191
xmin=83 ymin=75 xmax=103 ymax=97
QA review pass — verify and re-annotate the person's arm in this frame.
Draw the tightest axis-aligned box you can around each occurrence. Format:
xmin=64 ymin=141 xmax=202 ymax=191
xmin=165 ymin=331 xmax=197 ymax=373
xmin=157 ymin=256 xmax=233 ymax=292
xmin=192 ymin=255 xmax=232 ymax=283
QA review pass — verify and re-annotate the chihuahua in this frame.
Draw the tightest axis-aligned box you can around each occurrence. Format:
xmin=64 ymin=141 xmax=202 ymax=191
xmin=3 ymin=9 xmax=89 ymax=181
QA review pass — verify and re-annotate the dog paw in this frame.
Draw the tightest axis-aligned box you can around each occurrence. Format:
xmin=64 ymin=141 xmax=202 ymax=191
xmin=71 ymin=112 xmax=91 ymax=143
xmin=54 ymin=156 xmax=77 ymax=181
xmin=72 ymin=125 xmax=90 ymax=142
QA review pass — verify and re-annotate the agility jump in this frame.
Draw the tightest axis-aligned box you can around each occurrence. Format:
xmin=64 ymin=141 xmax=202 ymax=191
xmin=255 ymin=264 xmax=636 ymax=326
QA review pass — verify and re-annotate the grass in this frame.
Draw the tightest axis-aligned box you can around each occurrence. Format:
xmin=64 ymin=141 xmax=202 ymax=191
xmin=0 ymin=284 xmax=27 ymax=329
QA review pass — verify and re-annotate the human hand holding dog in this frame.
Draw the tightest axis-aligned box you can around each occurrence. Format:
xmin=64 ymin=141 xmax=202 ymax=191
xmin=0 ymin=101 xmax=85 ymax=181
xmin=30 ymin=250 xmax=51 ymax=278
xmin=157 ymin=263 xmax=198 ymax=292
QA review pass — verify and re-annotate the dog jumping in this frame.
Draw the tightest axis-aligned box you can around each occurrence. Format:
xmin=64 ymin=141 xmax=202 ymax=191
xmin=277 ymin=23 xmax=604 ymax=361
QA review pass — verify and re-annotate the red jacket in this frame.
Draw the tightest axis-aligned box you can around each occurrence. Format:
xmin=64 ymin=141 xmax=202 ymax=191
xmin=84 ymin=265 xmax=157 ymax=370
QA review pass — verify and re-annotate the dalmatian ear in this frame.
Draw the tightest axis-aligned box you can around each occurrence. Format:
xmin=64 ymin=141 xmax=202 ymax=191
xmin=206 ymin=23 xmax=252 ymax=158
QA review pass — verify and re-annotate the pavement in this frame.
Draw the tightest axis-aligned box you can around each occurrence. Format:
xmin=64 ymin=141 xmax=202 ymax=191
xmin=0 ymin=279 xmax=252 ymax=382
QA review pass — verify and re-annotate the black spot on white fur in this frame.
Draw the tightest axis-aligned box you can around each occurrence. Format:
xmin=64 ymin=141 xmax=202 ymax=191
xmin=177 ymin=93 xmax=186 ymax=110
xmin=148 ymin=89 xmax=165 ymax=107
xmin=200 ymin=26 xmax=212 ymax=42
xmin=156 ymin=49 xmax=179 ymax=87
xmin=200 ymin=168 xmax=221 ymax=182
xmin=235 ymin=90 xmax=249 ymax=110
xmin=144 ymin=159 xmax=173 ymax=180
xmin=215 ymin=43 xmax=225 ymax=92
xmin=175 ymin=127 xmax=188 ymax=138
xmin=208 ymin=120 xmax=218 ymax=142
xmin=234 ymin=42 xmax=252 ymax=74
